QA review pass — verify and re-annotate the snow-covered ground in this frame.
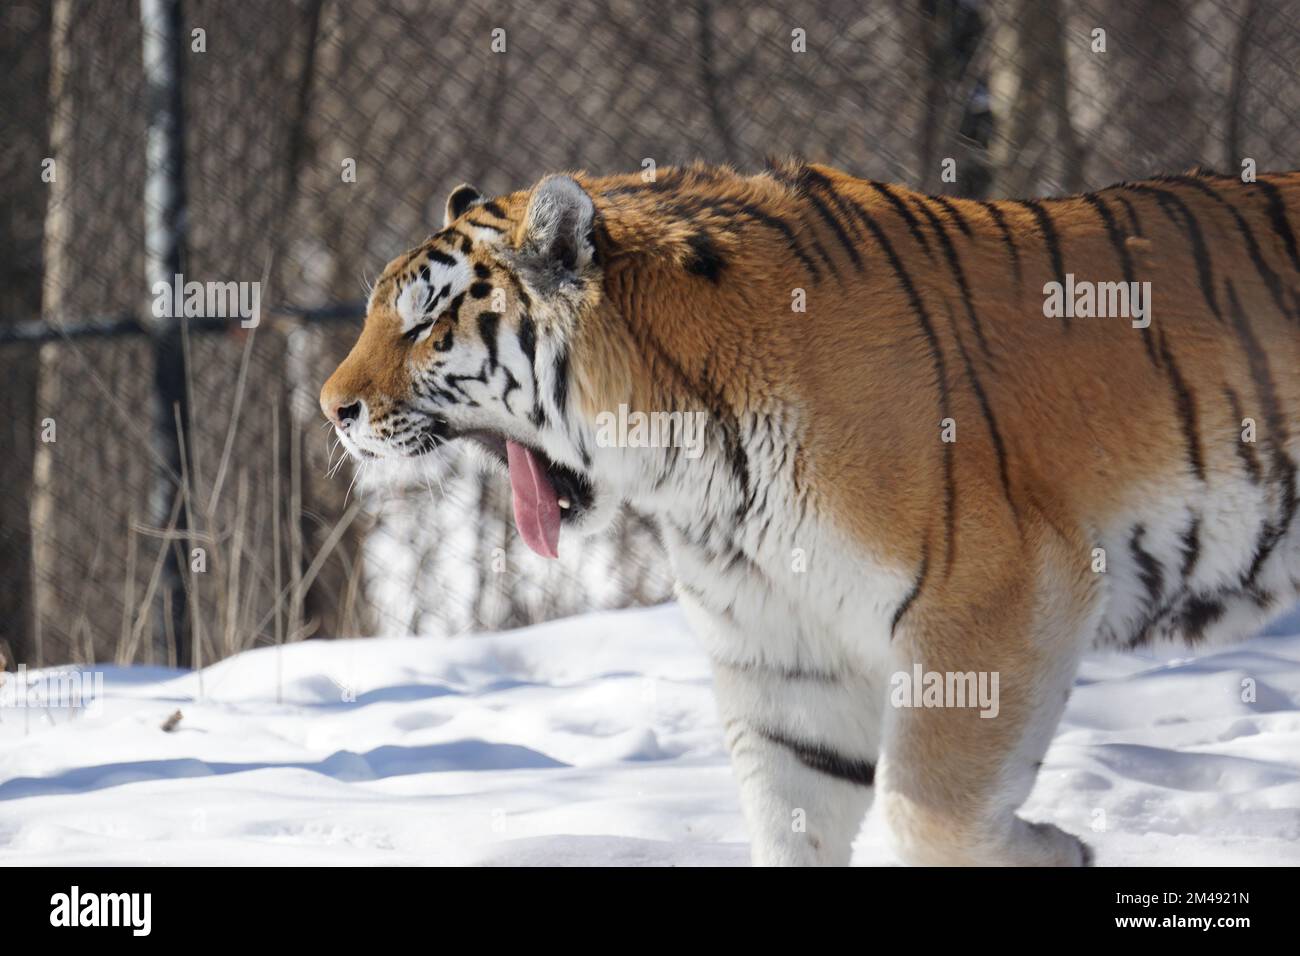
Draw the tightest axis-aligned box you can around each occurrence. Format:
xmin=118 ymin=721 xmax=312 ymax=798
xmin=2 ymin=603 xmax=1299 ymax=865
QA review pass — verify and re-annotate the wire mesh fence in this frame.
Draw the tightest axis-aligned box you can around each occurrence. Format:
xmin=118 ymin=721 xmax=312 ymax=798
xmin=1 ymin=0 xmax=1297 ymax=668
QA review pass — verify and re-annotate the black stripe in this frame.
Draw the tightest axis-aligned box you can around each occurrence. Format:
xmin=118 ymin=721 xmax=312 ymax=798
xmin=911 ymin=198 xmax=994 ymax=358
xmin=976 ymin=200 xmax=1021 ymax=287
xmin=732 ymin=201 xmax=822 ymax=280
xmin=631 ymin=329 xmax=751 ymax=518
xmin=1177 ymin=595 xmax=1225 ymax=643
xmin=764 ymin=166 xmax=843 ymax=277
xmin=521 ymin=317 xmax=542 ymax=426
xmin=801 ymin=169 xmax=866 ymax=244
xmin=477 ymin=311 xmax=500 ymax=372
xmin=677 ymin=580 xmax=738 ymax=626
xmin=891 ymin=539 xmax=929 ymax=637
xmin=647 ymin=194 xmax=819 ymax=280
xmin=481 ymin=201 xmax=508 ymax=219
xmin=713 ymin=655 xmax=839 ymax=683
xmin=1225 ymin=279 xmax=1293 ymax=449
xmin=899 ymin=204 xmax=1017 ymax=519
xmin=840 ymin=199 xmax=957 ymax=574
xmin=1225 ymin=279 xmax=1298 ymax=588
xmin=943 ymin=300 xmax=1020 ymax=521
xmin=1080 ymin=192 xmax=1157 ymax=366
xmin=517 ymin=314 xmax=537 ymax=366
xmin=1159 ymin=175 xmax=1293 ymax=323
xmin=1178 ymin=513 xmax=1201 ymax=581
xmin=684 ymin=230 xmax=727 ymax=283
xmin=1115 ymin=195 xmax=1144 ymax=236
xmin=758 ymin=728 xmax=875 ymax=787
xmin=552 ymin=346 xmax=570 ymax=418
xmin=1156 ymin=329 xmax=1206 ymax=481
xmin=505 ymin=270 xmax=532 ymax=311
xmin=416 ymin=281 xmax=434 ymax=315
xmin=930 ymin=195 xmax=972 ymax=237
xmin=1016 ymin=200 xmax=1069 ymax=328
xmin=1129 ymin=524 xmax=1165 ymax=612
xmin=804 ymin=188 xmax=863 ymax=271
xmin=866 ymin=181 xmax=935 ymax=259
xmin=442 ymin=366 xmax=488 ymax=401
xmin=701 ymin=356 xmax=754 ymax=518
xmin=499 ymin=366 xmax=521 ymax=412
xmin=1245 ymin=503 xmax=1296 ymax=591
xmin=431 ymin=323 xmax=455 ymax=352
xmin=426 ymin=248 xmax=458 ymax=268
xmin=1253 ymin=177 xmax=1300 ymax=274
xmin=1223 ymin=386 xmax=1263 ymax=484
xmin=1123 ymin=184 xmax=1223 ymax=322
xmin=795 ymin=168 xmax=865 ymax=270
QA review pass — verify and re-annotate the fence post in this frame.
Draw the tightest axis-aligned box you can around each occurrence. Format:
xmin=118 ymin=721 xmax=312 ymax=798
xmin=141 ymin=0 xmax=192 ymax=667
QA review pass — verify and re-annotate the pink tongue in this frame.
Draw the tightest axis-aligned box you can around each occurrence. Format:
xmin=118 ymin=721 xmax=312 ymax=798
xmin=506 ymin=439 xmax=561 ymax=559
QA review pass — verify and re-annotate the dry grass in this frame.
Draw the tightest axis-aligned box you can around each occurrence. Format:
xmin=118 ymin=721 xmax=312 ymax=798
xmin=104 ymin=322 xmax=369 ymax=679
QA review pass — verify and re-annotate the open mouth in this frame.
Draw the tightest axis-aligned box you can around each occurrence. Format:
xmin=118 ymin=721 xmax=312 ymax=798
xmin=420 ymin=421 xmax=593 ymax=560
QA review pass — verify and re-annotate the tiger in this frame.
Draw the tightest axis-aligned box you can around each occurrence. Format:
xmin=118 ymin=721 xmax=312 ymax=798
xmin=320 ymin=159 xmax=1300 ymax=866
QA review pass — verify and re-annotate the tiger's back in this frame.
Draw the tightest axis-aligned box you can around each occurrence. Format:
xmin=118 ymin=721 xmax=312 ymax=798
xmin=786 ymin=166 xmax=1300 ymax=653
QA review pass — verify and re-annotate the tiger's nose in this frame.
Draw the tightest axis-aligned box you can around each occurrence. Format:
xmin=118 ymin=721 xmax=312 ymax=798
xmin=321 ymin=389 xmax=365 ymax=429
xmin=335 ymin=401 xmax=363 ymax=428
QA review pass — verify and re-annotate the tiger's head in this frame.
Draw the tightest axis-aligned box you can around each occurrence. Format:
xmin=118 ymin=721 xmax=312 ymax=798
xmin=320 ymin=175 xmax=616 ymax=559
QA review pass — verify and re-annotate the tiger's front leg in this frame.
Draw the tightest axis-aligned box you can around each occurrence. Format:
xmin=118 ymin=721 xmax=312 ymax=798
xmin=678 ymin=592 xmax=881 ymax=866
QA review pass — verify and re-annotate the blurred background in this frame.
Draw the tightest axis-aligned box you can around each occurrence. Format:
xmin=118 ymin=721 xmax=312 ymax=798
xmin=1 ymin=0 xmax=1298 ymax=670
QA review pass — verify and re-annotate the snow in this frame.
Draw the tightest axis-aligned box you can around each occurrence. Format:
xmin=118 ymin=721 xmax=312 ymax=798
xmin=2 ymin=603 xmax=1298 ymax=865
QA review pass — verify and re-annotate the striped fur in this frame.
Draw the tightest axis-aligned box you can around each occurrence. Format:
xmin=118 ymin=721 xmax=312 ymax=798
xmin=321 ymin=160 xmax=1300 ymax=866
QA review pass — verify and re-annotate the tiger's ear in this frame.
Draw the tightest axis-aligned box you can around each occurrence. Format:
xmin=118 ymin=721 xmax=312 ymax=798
xmin=443 ymin=183 xmax=483 ymax=228
xmin=516 ymin=175 xmax=596 ymax=292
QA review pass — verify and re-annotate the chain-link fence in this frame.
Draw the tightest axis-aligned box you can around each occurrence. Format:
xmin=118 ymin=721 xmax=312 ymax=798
xmin=2 ymin=0 xmax=1298 ymax=668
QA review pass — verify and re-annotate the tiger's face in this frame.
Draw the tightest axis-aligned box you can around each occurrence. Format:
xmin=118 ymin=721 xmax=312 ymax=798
xmin=320 ymin=176 xmax=614 ymax=558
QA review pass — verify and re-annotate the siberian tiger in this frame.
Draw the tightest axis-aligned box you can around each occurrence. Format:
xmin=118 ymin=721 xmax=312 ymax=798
xmin=320 ymin=160 xmax=1300 ymax=866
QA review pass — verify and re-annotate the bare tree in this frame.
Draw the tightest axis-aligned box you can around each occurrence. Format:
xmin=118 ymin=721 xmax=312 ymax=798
xmin=988 ymin=0 xmax=1084 ymax=196
xmin=0 ymin=1 xmax=50 ymax=666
